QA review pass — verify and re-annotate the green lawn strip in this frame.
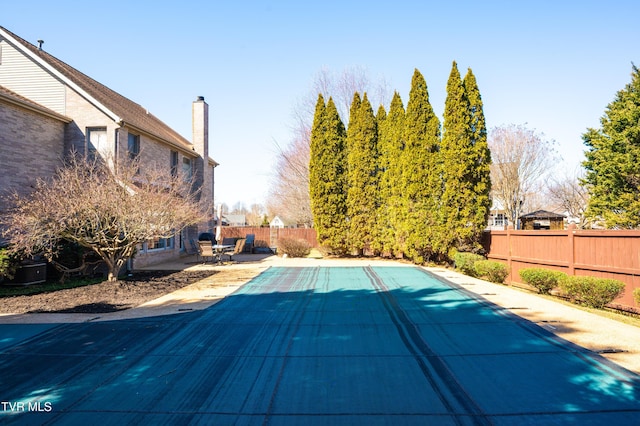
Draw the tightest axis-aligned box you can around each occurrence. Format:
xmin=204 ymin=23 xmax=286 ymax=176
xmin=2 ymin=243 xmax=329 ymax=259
xmin=0 ymin=277 xmax=103 ymax=298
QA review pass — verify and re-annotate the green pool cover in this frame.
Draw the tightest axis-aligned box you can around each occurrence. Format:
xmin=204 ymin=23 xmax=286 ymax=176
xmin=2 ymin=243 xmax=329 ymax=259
xmin=1 ymin=266 xmax=638 ymax=425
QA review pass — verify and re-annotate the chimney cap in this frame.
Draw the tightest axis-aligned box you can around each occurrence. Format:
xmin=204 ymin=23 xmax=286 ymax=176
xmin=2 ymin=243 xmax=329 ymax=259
xmin=196 ymin=96 xmax=205 ymax=101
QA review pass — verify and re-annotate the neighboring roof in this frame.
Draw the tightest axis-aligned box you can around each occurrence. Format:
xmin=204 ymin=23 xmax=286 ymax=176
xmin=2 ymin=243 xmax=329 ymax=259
xmin=224 ymin=214 xmax=246 ymax=225
xmin=270 ymin=215 xmax=296 ymax=226
xmin=519 ymin=210 xmax=566 ymax=220
xmin=0 ymin=26 xmax=214 ymax=161
xmin=0 ymin=85 xmax=71 ymax=122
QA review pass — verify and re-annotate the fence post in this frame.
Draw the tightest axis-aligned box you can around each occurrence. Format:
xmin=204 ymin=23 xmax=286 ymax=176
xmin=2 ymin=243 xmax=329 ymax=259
xmin=506 ymin=224 xmax=514 ymax=282
xmin=567 ymin=223 xmax=576 ymax=277
xmin=270 ymin=227 xmax=278 ymax=250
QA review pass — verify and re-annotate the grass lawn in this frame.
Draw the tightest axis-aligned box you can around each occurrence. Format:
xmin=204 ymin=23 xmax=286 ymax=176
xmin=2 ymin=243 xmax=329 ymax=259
xmin=0 ymin=276 xmax=103 ymax=298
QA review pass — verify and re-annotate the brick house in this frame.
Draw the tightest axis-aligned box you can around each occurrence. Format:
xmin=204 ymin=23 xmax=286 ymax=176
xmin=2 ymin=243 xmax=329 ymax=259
xmin=0 ymin=26 xmax=217 ymax=268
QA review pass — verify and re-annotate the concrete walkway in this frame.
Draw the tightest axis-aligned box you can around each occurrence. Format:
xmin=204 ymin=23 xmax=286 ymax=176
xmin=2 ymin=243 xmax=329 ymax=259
xmin=1 ymin=254 xmax=639 ymax=375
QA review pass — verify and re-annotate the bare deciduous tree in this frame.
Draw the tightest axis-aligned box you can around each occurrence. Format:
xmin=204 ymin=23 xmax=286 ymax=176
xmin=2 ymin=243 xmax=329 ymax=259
xmin=268 ymin=66 xmax=391 ymax=226
xmin=227 ymin=202 xmax=267 ymax=226
xmin=489 ymin=124 xmax=559 ymax=228
xmin=546 ymin=168 xmax=591 ymax=228
xmin=1 ymin=155 xmax=207 ymax=282
xmin=267 ymin=135 xmax=313 ymax=226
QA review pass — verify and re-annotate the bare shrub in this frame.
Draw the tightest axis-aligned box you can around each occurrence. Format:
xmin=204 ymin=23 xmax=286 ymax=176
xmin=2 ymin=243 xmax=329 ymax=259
xmin=1 ymin=155 xmax=207 ymax=282
xmin=277 ymin=237 xmax=311 ymax=258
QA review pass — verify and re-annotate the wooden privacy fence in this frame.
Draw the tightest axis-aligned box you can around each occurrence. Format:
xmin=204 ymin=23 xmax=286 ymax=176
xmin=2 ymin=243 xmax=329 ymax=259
xmin=483 ymin=225 xmax=640 ymax=309
xmin=220 ymin=226 xmax=640 ymax=309
xmin=219 ymin=227 xmax=318 ymax=250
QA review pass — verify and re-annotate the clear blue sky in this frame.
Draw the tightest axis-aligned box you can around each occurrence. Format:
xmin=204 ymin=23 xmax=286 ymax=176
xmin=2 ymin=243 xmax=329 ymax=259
xmin=4 ymin=1 xmax=639 ymax=208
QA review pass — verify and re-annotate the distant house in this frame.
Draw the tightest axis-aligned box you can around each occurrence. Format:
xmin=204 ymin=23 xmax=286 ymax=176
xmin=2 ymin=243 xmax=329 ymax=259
xmin=269 ymin=215 xmax=297 ymax=229
xmin=270 ymin=216 xmax=285 ymax=228
xmin=519 ymin=210 xmax=566 ymax=230
xmin=0 ymin=26 xmax=218 ymax=267
xmin=487 ymin=210 xmax=508 ymax=230
xmin=224 ymin=214 xmax=247 ymax=227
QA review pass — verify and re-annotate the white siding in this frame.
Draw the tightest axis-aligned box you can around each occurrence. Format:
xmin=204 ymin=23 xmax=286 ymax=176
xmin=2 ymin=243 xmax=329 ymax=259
xmin=0 ymin=38 xmax=65 ymax=114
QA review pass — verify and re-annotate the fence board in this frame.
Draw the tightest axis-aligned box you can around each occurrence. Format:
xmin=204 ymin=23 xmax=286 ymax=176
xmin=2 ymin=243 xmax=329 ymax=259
xmin=219 ymin=227 xmax=318 ymax=250
xmin=483 ymin=227 xmax=640 ymax=309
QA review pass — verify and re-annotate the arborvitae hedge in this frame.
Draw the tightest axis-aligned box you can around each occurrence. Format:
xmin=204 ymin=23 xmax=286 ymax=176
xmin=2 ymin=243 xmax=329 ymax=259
xmin=400 ymin=69 xmax=442 ymax=263
xmin=376 ymin=92 xmax=405 ymax=256
xmin=309 ymin=95 xmax=349 ymax=253
xmin=346 ymin=93 xmax=379 ymax=254
xmin=308 ymin=65 xmax=491 ymax=264
xmin=441 ymin=61 xmax=472 ymax=253
xmin=440 ymin=62 xmax=491 ymax=254
xmin=463 ymin=67 xmax=492 ymax=249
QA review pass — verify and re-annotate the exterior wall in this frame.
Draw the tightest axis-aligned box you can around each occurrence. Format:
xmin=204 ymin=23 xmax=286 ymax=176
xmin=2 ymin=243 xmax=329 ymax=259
xmin=0 ymin=99 xmax=65 ymax=197
xmin=0 ymin=38 xmax=66 ymax=114
xmin=64 ymin=88 xmax=117 ymax=156
xmin=487 ymin=211 xmax=507 ymax=230
xmin=134 ymin=241 xmax=181 ymax=269
xmin=270 ymin=217 xmax=285 ymax=228
xmin=121 ymin=127 xmax=169 ymax=168
xmin=520 ymin=217 xmax=564 ymax=230
xmin=483 ymin=227 xmax=640 ymax=309
xmin=116 ymin=127 xmax=206 ymax=267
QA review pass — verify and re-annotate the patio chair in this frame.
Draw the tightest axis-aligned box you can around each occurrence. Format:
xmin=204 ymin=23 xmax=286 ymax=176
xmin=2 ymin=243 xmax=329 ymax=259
xmin=198 ymin=240 xmax=215 ymax=263
xmin=220 ymin=238 xmax=237 ymax=261
xmin=244 ymin=234 xmax=255 ymax=253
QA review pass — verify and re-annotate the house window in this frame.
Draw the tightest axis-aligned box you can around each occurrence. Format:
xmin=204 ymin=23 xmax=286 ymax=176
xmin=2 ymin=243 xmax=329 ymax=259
xmin=146 ymin=236 xmax=174 ymax=251
xmin=170 ymin=151 xmax=179 ymax=177
xmin=87 ymin=128 xmax=108 ymax=159
xmin=182 ymin=157 xmax=192 ymax=181
xmin=493 ymin=213 xmax=506 ymax=227
xmin=128 ymin=133 xmax=140 ymax=160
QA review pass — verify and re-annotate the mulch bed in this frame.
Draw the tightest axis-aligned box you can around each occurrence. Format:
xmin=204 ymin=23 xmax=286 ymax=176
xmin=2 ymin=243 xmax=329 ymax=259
xmin=0 ymin=270 xmax=216 ymax=314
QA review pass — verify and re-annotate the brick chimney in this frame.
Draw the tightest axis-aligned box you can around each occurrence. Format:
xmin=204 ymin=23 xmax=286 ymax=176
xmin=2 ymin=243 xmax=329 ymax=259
xmin=192 ymin=96 xmax=213 ymax=230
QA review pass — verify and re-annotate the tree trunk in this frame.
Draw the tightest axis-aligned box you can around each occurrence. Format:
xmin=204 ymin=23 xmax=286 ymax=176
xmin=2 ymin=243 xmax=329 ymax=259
xmin=107 ymin=257 xmax=128 ymax=282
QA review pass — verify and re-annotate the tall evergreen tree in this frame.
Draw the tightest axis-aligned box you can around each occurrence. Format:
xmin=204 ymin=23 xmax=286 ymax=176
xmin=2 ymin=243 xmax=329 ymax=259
xmin=583 ymin=65 xmax=640 ymax=228
xmin=348 ymin=92 xmax=362 ymax=130
xmin=440 ymin=61 xmax=470 ymax=252
xmin=440 ymin=62 xmax=491 ymax=254
xmin=346 ymin=93 xmax=379 ymax=254
xmin=464 ymin=67 xmax=492 ymax=245
xmin=372 ymin=104 xmax=387 ymax=254
xmin=376 ymin=92 xmax=405 ymax=255
xmin=376 ymin=104 xmax=387 ymax=123
xmin=309 ymin=94 xmax=327 ymax=239
xmin=400 ymin=69 xmax=442 ymax=263
xmin=309 ymin=95 xmax=349 ymax=252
